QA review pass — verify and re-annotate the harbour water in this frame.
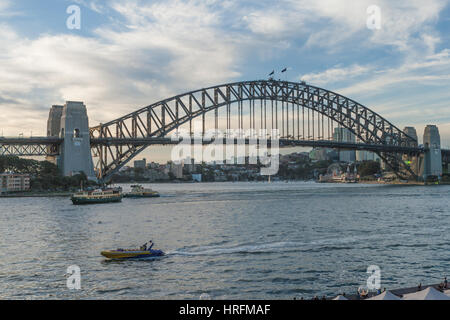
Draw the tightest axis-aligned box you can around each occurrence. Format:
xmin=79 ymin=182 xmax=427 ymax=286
xmin=0 ymin=181 xmax=449 ymax=299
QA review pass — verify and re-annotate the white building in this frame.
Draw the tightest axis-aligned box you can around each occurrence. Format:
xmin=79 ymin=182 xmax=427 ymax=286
xmin=0 ymin=173 xmax=31 ymax=193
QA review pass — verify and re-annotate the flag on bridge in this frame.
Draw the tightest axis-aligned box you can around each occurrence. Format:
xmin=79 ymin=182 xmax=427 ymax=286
xmin=281 ymin=68 xmax=287 ymax=73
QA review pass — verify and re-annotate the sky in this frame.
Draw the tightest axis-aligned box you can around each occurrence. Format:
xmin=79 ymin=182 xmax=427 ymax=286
xmin=0 ymin=0 xmax=449 ymax=162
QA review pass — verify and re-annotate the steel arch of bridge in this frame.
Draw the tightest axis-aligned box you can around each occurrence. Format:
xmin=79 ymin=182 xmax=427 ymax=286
xmin=90 ymin=80 xmax=418 ymax=181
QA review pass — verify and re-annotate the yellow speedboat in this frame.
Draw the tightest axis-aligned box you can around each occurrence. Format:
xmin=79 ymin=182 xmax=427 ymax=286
xmin=101 ymin=241 xmax=164 ymax=259
xmin=101 ymin=248 xmax=165 ymax=259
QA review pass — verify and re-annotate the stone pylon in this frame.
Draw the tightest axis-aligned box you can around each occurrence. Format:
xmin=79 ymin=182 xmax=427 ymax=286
xmin=421 ymin=125 xmax=442 ymax=179
xmin=46 ymin=105 xmax=64 ymax=164
xmin=46 ymin=102 xmax=96 ymax=180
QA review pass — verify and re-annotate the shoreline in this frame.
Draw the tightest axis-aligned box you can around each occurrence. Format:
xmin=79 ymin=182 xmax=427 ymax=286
xmin=0 ymin=192 xmax=72 ymax=198
xmin=1 ymin=180 xmax=448 ymax=198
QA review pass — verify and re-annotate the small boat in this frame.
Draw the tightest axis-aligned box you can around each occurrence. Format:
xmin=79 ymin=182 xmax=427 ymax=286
xmin=71 ymin=187 xmax=123 ymax=205
xmin=101 ymin=249 xmax=165 ymax=259
xmin=101 ymin=246 xmax=165 ymax=259
xmin=123 ymin=185 xmax=160 ymax=198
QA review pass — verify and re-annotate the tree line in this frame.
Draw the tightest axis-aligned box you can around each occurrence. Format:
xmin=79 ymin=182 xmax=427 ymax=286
xmin=0 ymin=155 xmax=96 ymax=192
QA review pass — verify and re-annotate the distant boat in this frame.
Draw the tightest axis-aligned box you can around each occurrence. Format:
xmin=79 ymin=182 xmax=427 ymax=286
xmin=123 ymin=185 xmax=160 ymax=198
xmin=71 ymin=188 xmax=123 ymax=205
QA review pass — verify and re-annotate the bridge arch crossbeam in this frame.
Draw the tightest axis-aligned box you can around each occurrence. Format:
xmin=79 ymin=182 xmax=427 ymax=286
xmin=90 ymin=80 xmax=418 ymax=181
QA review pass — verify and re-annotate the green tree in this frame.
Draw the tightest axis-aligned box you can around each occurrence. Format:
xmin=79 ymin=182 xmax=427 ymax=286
xmin=358 ymin=161 xmax=381 ymax=177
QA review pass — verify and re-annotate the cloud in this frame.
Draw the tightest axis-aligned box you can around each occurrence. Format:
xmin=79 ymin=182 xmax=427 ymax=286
xmin=335 ymin=48 xmax=450 ymax=96
xmin=236 ymin=0 xmax=449 ymax=55
xmin=0 ymin=0 xmax=244 ymax=135
xmin=243 ymin=12 xmax=290 ymax=36
xmin=73 ymin=0 xmax=106 ymax=13
xmin=300 ymin=65 xmax=373 ymax=85
xmin=0 ymin=0 xmax=449 ymax=146
xmin=0 ymin=0 xmax=9 ymax=12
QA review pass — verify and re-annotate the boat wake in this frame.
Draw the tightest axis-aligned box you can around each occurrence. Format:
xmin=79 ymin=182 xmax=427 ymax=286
xmin=168 ymin=241 xmax=300 ymax=256
xmin=167 ymin=233 xmax=406 ymax=257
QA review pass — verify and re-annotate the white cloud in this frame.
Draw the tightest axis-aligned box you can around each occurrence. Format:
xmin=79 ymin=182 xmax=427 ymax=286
xmin=0 ymin=0 xmax=449 ymax=146
xmin=0 ymin=0 xmax=9 ymax=11
xmin=0 ymin=0 xmax=243 ymax=135
xmin=237 ymin=0 xmax=449 ymax=54
xmin=243 ymin=12 xmax=290 ymax=36
xmin=335 ymin=48 xmax=450 ymax=96
xmin=73 ymin=0 xmax=106 ymax=14
xmin=300 ymin=65 xmax=372 ymax=85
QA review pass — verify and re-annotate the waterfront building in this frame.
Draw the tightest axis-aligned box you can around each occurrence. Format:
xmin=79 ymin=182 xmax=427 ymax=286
xmin=309 ymin=148 xmax=337 ymax=161
xmin=183 ymin=157 xmax=197 ymax=173
xmin=147 ymin=162 xmax=160 ymax=169
xmin=356 ymin=150 xmax=380 ymax=162
xmin=169 ymin=163 xmax=183 ymax=179
xmin=0 ymin=173 xmax=31 ymax=193
xmin=134 ymin=158 xmax=147 ymax=169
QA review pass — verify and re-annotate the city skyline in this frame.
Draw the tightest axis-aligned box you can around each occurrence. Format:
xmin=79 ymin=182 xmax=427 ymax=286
xmin=1 ymin=2 xmax=450 ymax=303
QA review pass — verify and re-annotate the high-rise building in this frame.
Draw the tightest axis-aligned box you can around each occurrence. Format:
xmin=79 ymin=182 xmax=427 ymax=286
xmin=169 ymin=163 xmax=183 ymax=179
xmin=356 ymin=150 xmax=380 ymax=162
xmin=134 ymin=158 xmax=147 ymax=169
xmin=333 ymin=128 xmax=356 ymax=163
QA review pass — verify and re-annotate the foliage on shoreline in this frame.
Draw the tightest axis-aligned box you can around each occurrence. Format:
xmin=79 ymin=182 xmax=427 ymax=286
xmin=0 ymin=155 xmax=97 ymax=192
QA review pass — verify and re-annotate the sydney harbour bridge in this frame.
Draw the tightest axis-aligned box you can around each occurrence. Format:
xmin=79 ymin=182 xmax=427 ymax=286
xmin=0 ymin=80 xmax=447 ymax=182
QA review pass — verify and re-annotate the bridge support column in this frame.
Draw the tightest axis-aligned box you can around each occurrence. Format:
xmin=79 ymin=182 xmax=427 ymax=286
xmin=46 ymin=105 xmax=64 ymax=164
xmin=58 ymin=101 xmax=96 ymax=181
xmin=402 ymin=127 xmax=420 ymax=178
xmin=421 ymin=125 xmax=442 ymax=180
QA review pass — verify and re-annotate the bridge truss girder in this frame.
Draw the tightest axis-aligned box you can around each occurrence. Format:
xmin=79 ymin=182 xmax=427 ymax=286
xmin=0 ymin=142 xmax=60 ymax=156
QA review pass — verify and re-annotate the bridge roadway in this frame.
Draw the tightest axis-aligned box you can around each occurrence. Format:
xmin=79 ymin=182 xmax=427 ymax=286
xmin=0 ymin=136 xmax=428 ymax=156
xmin=0 ymin=137 xmax=62 ymax=156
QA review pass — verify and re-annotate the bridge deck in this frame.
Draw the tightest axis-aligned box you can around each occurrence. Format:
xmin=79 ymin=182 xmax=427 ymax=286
xmin=0 ymin=136 xmax=430 ymax=153
xmin=90 ymin=137 xmax=425 ymax=153
xmin=0 ymin=137 xmax=63 ymax=144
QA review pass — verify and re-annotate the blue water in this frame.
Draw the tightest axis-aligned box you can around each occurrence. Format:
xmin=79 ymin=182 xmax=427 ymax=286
xmin=0 ymin=182 xmax=449 ymax=299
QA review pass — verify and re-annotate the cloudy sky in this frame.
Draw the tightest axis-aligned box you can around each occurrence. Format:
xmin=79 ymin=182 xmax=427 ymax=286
xmin=1 ymin=0 xmax=449 ymax=160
